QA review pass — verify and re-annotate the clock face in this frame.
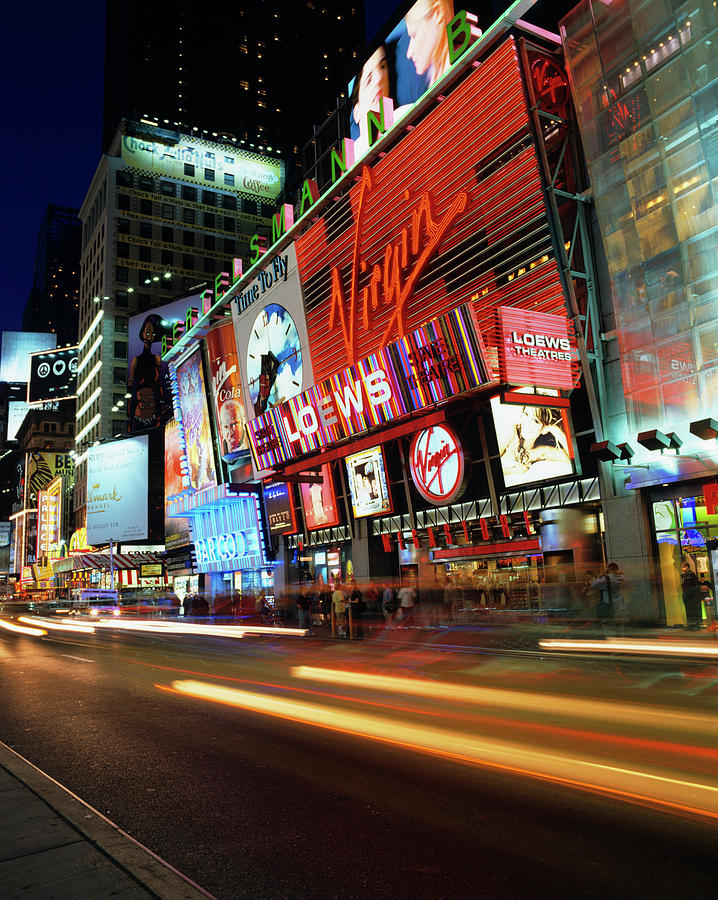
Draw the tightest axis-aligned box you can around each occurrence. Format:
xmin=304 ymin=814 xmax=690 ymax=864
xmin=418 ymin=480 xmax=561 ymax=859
xmin=246 ymin=303 xmax=303 ymax=416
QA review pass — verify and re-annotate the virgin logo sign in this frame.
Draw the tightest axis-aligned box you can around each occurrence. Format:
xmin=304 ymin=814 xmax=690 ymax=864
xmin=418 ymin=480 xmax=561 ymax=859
xmin=410 ymin=424 xmax=466 ymax=505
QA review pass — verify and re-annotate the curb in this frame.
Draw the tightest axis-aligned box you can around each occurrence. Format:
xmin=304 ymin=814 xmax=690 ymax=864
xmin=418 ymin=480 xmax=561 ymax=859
xmin=0 ymin=741 xmax=216 ymax=900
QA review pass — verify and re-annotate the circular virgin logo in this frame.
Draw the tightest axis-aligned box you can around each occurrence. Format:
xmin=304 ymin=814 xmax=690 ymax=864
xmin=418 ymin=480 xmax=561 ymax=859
xmin=409 ymin=424 xmax=466 ymax=505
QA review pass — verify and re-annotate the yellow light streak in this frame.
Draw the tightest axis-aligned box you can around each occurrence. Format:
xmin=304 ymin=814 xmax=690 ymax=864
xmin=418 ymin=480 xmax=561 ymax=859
xmin=167 ymin=679 xmax=718 ymax=823
xmin=19 ymin=616 xmax=95 ymax=634
xmin=0 ymin=618 xmax=47 ymax=636
xmin=289 ymin=666 xmax=718 ymax=738
xmin=539 ymin=638 xmax=718 ymax=658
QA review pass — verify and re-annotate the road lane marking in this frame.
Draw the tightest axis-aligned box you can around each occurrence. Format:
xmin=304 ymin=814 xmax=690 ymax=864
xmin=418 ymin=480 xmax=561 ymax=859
xmin=61 ymin=654 xmax=95 ymax=663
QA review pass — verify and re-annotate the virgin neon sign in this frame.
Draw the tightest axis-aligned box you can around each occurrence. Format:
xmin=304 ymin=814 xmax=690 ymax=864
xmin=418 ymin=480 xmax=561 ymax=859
xmin=410 ymin=424 xmax=467 ymax=505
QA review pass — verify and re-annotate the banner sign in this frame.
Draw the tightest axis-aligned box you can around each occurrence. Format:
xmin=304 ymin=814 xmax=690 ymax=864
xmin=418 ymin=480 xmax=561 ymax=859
xmin=28 ymin=346 xmax=78 ymax=404
xmin=496 ymin=307 xmax=576 ymax=391
xmin=409 ymin=423 xmax=467 ymax=505
xmin=248 ymin=303 xmax=490 ymax=470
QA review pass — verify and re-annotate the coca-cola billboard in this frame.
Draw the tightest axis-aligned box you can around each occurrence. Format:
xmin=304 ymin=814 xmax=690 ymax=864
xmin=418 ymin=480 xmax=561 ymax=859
xmin=205 ymin=320 xmax=249 ymax=459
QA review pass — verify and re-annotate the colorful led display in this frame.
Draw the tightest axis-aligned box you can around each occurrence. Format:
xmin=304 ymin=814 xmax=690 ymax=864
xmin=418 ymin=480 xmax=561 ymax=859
xmin=248 ymin=303 xmax=490 ymax=470
xmin=300 ymin=464 xmax=340 ymax=531
xmin=174 ymin=347 xmax=217 ymax=492
xmin=164 ymin=418 xmax=191 ymax=550
xmin=345 ymin=446 xmax=392 ymax=518
xmin=296 ymin=37 xmax=567 ymax=385
xmin=264 ymin=482 xmax=297 ymax=536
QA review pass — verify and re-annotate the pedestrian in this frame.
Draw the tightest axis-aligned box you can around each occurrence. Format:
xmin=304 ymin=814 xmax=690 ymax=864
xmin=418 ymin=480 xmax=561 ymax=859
xmin=332 ymin=581 xmax=347 ymax=637
xmin=349 ymin=579 xmax=366 ymax=638
xmin=591 ymin=563 xmax=626 ymax=630
xmin=396 ymin=581 xmax=417 ymax=623
xmin=297 ymin=589 xmax=311 ymax=630
xmin=382 ymin=582 xmax=397 ymax=622
xmin=681 ymin=561 xmax=704 ymax=630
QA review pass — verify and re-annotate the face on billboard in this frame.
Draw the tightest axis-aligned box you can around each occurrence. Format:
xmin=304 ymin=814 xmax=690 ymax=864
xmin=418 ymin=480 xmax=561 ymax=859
xmin=300 ymin=465 xmax=340 ymax=531
xmin=345 ymin=446 xmax=392 ymax=518
xmin=128 ymin=298 xmax=191 ymax=432
xmin=348 ymin=1 xmax=455 ymax=157
xmin=492 ymin=398 xmax=575 ymax=488
xmin=206 ymin=321 xmax=248 ymax=459
xmin=175 ymin=347 xmax=217 ymax=492
xmin=86 ymin=435 xmax=149 ymax=545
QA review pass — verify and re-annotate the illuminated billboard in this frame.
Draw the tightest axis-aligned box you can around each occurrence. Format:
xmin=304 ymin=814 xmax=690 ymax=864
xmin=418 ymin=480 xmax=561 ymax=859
xmin=27 ymin=346 xmax=78 ymax=403
xmin=297 ymin=37 xmax=567 ymax=384
xmin=491 ymin=397 xmax=576 ymax=488
xmin=164 ymin=418 xmax=191 ymax=550
xmin=25 ymin=452 xmax=74 ymax=507
xmin=248 ymin=303 xmax=490 ymax=471
xmin=300 ymin=464 xmax=340 ymax=531
xmin=0 ymin=332 xmax=57 ymax=383
xmin=36 ymin=477 xmax=62 ymax=560
xmin=121 ymin=134 xmax=284 ymax=201
xmin=7 ymin=402 xmax=29 ymax=441
xmin=173 ymin=347 xmax=217 ymax=492
xmin=264 ymin=482 xmax=297 ymax=536
xmin=205 ymin=321 xmax=248 ymax=460
xmin=345 ymin=446 xmax=392 ymax=518
xmin=128 ymin=297 xmax=192 ymax=431
xmin=348 ymin=0 xmax=456 ymax=160
xmin=496 ymin=308 xmax=576 ymax=391
xmin=86 ymin=435 xmax=149 ymax=545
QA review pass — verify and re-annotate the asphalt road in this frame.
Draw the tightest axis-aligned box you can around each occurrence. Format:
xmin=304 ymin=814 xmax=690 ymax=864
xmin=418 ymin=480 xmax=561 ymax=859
xmin=1 ymin=624 xmax=717 ymax=899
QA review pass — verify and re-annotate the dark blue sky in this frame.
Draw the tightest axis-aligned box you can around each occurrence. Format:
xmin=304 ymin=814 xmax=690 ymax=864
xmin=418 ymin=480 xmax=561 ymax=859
xmin=1 ymin=5 xmax=105 ymax=333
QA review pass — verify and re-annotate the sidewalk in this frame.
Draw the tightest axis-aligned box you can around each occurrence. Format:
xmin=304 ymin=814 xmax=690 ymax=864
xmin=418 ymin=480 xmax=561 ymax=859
xmin=0 ymin=742 xmax=215 ymax=900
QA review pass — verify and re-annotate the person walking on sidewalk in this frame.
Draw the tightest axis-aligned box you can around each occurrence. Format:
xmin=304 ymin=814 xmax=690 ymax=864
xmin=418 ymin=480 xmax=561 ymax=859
xmin=332 ymin=581 xmax=347 ymax=637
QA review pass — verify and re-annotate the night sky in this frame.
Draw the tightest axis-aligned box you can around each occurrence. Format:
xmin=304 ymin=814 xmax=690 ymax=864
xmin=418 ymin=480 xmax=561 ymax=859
xmin=1 ymin=4 xmax=105 ymax=334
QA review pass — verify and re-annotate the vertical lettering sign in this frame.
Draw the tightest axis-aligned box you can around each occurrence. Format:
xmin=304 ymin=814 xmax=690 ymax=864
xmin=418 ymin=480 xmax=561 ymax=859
xmin=248 ymin=303 xmax=490 ymax=470
xmin=496 ymin=307 xmax=576 ymax=390
xmin=36 ymin=490 xmax=50 ymax=561
xmin=296 ymin=37 xmax=568 ymax=384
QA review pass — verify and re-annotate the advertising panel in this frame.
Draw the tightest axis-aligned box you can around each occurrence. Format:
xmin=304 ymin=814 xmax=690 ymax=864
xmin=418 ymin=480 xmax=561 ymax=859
xmin=491 ymin=397 xmax=576 ymax=488
xmin=27 ymin=346 xmax=79 ymax=403
xmin=24 ymin=452 xmax=74 ymax=507
xmin=205 ymin=321 xmax=248 ymax=459
xmin=297 ymin=38 xmax=567 ymax=384
xmin=409 ymin=423 xmax=467 ymax=505
xmin=190 ymin=496 xmax=267 ymax=574
xmin=164 ymin=419 xmax=191 ymax=550
xmin=0 ymin=332 xmax=57 ymax=383
xmin=345 ymin=446 xmax=392 ymax=518
xmin=7 ymin=400 xmax=59 ymax=442
xmin=248 ymin=303 xmax=490 ymax=470
xmin=36 ymin=477 xmax=62 ymax=560
xmin=121 ymin=134 xmax=283 ymax=201
xmin=86 ymin=435 xmax=149 ymax=545
xmin=300 ymin=464 xmax=340 ymax=531
xmin=174 ymin=347 xmax=217 ymax=492
xmin=128 ymin=297 xmax=193 ymax=431
xmin=348 ymin=0 xmax=455 ymax=160
xmin=496 ymin=308 xmax=575 ymax=391
xmin=231 ymin=243 xmax=313 ymax=420
xmin=264 ymin=482 xmax=297 ymax=536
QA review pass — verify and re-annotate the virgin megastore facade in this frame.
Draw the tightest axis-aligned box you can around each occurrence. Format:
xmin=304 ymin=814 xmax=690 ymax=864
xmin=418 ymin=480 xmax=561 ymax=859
xmin=164 ymin=18 xmax=616 ymax=614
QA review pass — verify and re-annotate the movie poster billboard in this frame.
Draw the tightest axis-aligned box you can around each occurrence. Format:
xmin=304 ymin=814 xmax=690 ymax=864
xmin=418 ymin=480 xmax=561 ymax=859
xmin=164 ymin=419 xmax=191 ymax=550
xmin=348 ymin=0 xmax=455 ymax=160
xmin=491 ymin=397 xmax=576 ymax=488
xmin=174 ymin=346 xmax=217 ymax=492
xmin=127 ymin=297 xmax=194 ymax=432
xmin=86 ymin=435 xmax=149 ymax=545
xmin=264 ymin=482 xmax=296 ymax=536
xmin=24 ymin=451 xmax=74 ymax=507
xmin=27 ymin=346 xmax=79 ymax=404
xmin=300 ymin=464 xmax=340 ymax=531
xmin=345 ymin=446 xmax=392 ymax=518
xmin=205 ymin=320 xmax=249 ymax=460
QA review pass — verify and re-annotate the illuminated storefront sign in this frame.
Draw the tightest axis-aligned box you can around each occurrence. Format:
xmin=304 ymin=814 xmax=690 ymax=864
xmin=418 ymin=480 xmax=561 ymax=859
xmin=177 ymin=492 xmax=267 ymax=574
xmin=496 ymin=307 xmax=576 ymax=390
xmin=248 ymin=303 xmax=490 ymax=470
xmin=36 ymin=477 xmax=62 ymax=560
xmin=195 ymin=529 xmax=259 ymax=566
xmin=409 ymin=424 xmax=467 ymax=504
xmin=296 ymin=38 xmax=567 ymax=385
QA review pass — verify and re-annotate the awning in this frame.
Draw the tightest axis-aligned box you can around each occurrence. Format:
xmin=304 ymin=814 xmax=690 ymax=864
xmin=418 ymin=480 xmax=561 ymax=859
xmin=57 ymin=552 xmax=163 ymax=572
xmin=118 ymin=570 xmax=172 ymax=587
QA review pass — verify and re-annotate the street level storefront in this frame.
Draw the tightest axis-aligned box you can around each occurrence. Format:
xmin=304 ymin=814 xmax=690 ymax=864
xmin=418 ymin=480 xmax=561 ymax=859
xmin=52 ymin=550 xmax=165 ymax=600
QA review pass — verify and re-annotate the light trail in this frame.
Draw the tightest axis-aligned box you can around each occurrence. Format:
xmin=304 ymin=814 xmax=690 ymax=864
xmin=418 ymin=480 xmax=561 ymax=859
xmin=165 ymin=678 xmax=718 ymax=824
xmin=19 ymin=616 xmax=95 ymax=634
xmin=289 ymin=666 xmax=718 ymax=738
xmin=539 ymin=638 xmax=718 ymax=658
xmin=0 ymin=618 xmax=47 ymax=636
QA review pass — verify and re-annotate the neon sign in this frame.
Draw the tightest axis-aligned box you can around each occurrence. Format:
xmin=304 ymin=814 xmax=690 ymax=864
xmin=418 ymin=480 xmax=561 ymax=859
xmin=195 ymin=529 xmax=259 ymax=566
xmin=496 ymin=307 xmax=576 ymax=391
xmin=410 ymin=424 xmax=466 ymax=505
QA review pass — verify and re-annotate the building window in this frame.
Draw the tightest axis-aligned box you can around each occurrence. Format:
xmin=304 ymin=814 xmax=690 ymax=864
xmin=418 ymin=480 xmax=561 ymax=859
xmin=162 ymin=226 xmax=173 ymax=242
xmin=182 ymin=253 xmax=195 ymax=270
xmin=140 ymin=198 xmax=152 ymax=216
xmin=137 ymin=293 xmax=151 ymax=311
xmin=204 ymin=257 xmax=215 ymax=274
xmin=223 ymin=173 xmax=235 ymax=186
xmin=203 ymin=190 xmax=216 ymax=206
xmin=204 ymin=235 xmax=215 ymax=251
xmin=222 ymin=195 xmax=237 ymax=211
xmin=161 ymin=249 xmax=173 ymax=265
xmin=162 ymin=204 xmax=174 ymax=219
xmin=112 ymin=420 xmax=126 ymax=436
xmin=117 ymin=218 xmax=130 ymax=235
xmin=184 ymin=163 xmax=195 ymax=176
xmin=117 ymin=242 xmax=130 ymax=259
xmin=139 ymin=245 xmax=151 ymax=262
xmin=139 ymin=222 xmax=152 ymax=239
xmin=116 ymin=290 xmax=129 ymax=308
xmin=117 ymin=194 xmax=131 ymax=211
xmin=183 ymin=231 xmax=195 ymax=247
xmin=116 ymin=265 xmax=129 ymax=282
xmin=204 ymin=212 xmax=215 ymax=228
xmin=224 ymin=156 xmax=234 ymax=164
xmin=181 ymin=185 xmax=197 ymax=201
xmin=182 ymin=208 xmax=195 ymax=224
xmin=116 ymin=170 xmax=132 ymax=187
xmin=204 ymin=168 xmax=215 ymax=181
xmin=160 ymin=180 xmax=175 ymax=197
xmin=138 ymin=175 xmax=154 ymax=192
xmin=224 ymin=217 xmax=235 ymax=232
xmin=223 ymin=238 xmax=235 ymax=255
xmin=114 ymin=341 xmax=127 ymax=360
xmin=115 ymin=316 xmax=128 ymax=334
